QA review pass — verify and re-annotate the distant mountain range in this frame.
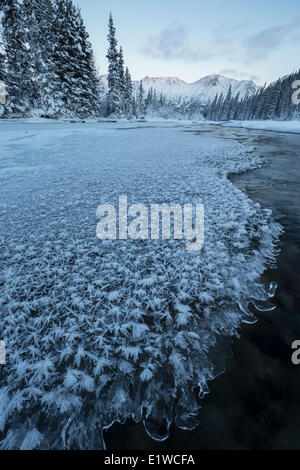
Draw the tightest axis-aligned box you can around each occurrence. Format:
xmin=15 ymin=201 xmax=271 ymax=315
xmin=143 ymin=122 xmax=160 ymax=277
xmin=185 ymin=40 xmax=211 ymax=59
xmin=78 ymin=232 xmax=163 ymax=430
xmin=99 ymin=73 xmax=258 ymax=105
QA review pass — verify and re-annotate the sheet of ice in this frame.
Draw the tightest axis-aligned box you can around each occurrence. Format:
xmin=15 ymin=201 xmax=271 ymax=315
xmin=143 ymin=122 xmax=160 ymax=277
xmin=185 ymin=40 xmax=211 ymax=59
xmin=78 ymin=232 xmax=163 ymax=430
xmin=0 ymin=121 xmax=282 ymax=449
xmin=222 ymin=120 xmax=300 ymax=134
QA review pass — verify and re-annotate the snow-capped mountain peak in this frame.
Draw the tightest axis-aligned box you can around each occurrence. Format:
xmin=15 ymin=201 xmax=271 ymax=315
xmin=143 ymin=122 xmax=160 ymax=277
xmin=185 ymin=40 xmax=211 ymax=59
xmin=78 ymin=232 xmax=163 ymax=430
xmin=142 ymin=76 xmax=188 ymax=87
xmin=99 ymin=73 xmax=257 ymax=104
xmin=189 ymin=74 xmax=257 ymax=102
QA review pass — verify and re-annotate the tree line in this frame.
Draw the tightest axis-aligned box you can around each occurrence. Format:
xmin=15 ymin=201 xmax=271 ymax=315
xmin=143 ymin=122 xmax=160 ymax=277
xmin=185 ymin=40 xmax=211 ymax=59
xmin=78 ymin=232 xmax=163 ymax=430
xmin=105 ymin=13 xmax=147 ymax=118
xmin=207 ymin=70 xmax=300 ymax=122
xmin=0 ymin=2 xmax=175 ymax=120
xmin=104 ymin=14 xmax=187 ymax=119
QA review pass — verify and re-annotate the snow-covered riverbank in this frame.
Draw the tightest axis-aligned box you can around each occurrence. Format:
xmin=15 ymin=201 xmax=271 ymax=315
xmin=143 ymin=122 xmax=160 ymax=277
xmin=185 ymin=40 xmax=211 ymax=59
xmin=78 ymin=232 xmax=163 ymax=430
xmin=0 ymin=121 xmax=281 ymax=449
xmin=222 ymin=120 xmax=300 ymax=134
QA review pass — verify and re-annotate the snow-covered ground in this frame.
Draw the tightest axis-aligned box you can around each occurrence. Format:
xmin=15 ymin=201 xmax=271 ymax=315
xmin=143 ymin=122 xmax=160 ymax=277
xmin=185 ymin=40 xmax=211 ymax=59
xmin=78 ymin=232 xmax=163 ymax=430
xmin=223 ymin=120 xmax=300 ymax=134
xmin=0 ymin=121 xmax=281 ymax=449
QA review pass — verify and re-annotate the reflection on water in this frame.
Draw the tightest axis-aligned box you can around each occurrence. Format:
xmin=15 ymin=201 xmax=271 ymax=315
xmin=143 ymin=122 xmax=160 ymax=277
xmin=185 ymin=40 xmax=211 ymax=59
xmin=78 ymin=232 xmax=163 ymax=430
xmin=107 ymin=124 xmax=300 ymax=450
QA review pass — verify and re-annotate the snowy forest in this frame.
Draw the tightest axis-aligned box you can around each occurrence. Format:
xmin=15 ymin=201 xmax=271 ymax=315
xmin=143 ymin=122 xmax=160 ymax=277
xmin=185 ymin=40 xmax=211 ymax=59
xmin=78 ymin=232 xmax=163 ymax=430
xmin=0 ymin=0 xmax=101 ymax=118
xmin=0 ymin=0 xmax=178 ymax=119
xmin=206 ymin=71 xmax=300 ymax=121
xmin=0 ymin=0 xmax=299 ymax=121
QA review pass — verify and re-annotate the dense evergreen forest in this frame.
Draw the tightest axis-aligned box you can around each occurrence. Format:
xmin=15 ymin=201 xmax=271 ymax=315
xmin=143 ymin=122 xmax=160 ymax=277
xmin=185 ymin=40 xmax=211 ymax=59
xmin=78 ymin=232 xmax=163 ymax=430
xmin=206 ymin=71 xmax=300 ymax=121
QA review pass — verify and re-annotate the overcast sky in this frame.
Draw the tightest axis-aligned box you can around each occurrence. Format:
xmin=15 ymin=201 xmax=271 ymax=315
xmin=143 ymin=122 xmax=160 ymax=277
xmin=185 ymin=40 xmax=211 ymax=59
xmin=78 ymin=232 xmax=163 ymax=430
xmin=76 ymin=0 xmax=300 ymax=85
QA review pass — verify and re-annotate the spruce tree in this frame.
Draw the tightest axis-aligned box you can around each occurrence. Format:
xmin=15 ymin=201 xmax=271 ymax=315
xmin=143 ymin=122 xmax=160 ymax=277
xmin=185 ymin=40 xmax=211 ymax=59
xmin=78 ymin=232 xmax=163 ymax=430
xmin=253 ymin=85 xmax=266 ymax=120
xmin=0 ymin=26 xmax=6 ymax=83
xmin=0 ymin=28 xmax=6 ymax=114
xmin=209 ymin=93 xmax=218 ymax=120
xmin=106 ymin=14 xmax=120 ymax=116
xmin=1 ymin=0 xmax=34 ymax=116
xmin=152 ymin=89 xmax=158 ymax=110
xmin=145 ymin=87 xmax=153 ymax=107
xmin=231 ymin=92 xmax=240 ymax=120
xmin=137 ymin=81 xmax=145 ymax=117
xmin=216 ymin=93 xmax=223 ymax=121
xmin=159 ymin=92 xmax=165 ymax=107
xmin=23 ymin=0 xmax=59 ymax=116
xmin=223 ymin=85 xmax=232 ymax=121
xmin=281 ymin=74 xmax=295 ymax=119
xmin=124 ymin=67 xmax=133 ymax=117
xmin=49 ymin=0 xmax=76 ymax=117
xmin=44 ymin=0 xmax=98 ymax=118
xmin=73 ymin=5 xmax=100 ymax=117
xmin=117 ymin=46 xmax=126 ymax=113
xmin=0 ymin=25 xmax=6 ymax=102
xmin=39 ymin=0 xmax=63 ymax=117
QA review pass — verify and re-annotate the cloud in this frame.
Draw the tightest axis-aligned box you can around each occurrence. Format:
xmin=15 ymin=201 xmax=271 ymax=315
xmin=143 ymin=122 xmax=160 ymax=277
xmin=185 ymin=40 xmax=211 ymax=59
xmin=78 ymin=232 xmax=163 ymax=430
xmin=141 ymin=22 xmax=212 ymax=62
xmin=212 ymin=22 xmax=248 ymax=38
xmin=219 ymin=68 xmax=261 ymax=83
xmin=242 ymin=18 xmax=300 ymax=64
xmin=141 ymin=21 xmax=247 ymax=63
xmin=141 ymin=18 xmax=300 ymax=67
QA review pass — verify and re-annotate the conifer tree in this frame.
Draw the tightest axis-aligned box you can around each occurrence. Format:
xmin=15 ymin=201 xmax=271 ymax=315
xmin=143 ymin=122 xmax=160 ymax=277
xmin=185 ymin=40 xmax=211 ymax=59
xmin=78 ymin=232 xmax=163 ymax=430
xmin=281 ymin=74 xmax=295 ymax=119
xmin=45 ymin=0 xmax=99 ymax=118
xmin=152 ymin=89 xmax=158 ymax=110
xmin=145 ymin=87 xmax=153 ymax=107
xmin=253 ymin=84 xmax=266 ymax=120
xmin=23 ymin=0 xmax=59 ymax=115
xmin=0 ymin=26 xmax=6 ymax=84
xmin=117 ymin=46 xmax=126 ymax=112
xmin=231 ymin=92 xmax=240 ymax=120
xmin=124 ymin=66 xmax=133 ymax=117
xmin=1 ymin=0 xmax=34 ymax=116
xmin=73 ymin=5 xmax=100 ymax=117
xmin=106 ymin=14 xmax=120 ymax=116
xmin=221 ymin=85 xmax=232 ymax=121
xmin=209 ymin=93 xmax=218 ymax=120
xmin=48 ymin=0 xmax=77 ymax=117
xmin=137 ymin=81 xmax=146 ymax=117
xmin=216 ymin=93 xmax=223 ymax=121
xmin=0 ymin=27 xmax=6 ymax=115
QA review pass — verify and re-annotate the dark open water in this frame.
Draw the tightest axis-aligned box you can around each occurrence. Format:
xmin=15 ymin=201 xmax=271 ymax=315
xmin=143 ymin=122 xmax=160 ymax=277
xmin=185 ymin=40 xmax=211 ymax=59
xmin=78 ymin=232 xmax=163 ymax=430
xmin=106 ymin=124 xmax=300 ymax=450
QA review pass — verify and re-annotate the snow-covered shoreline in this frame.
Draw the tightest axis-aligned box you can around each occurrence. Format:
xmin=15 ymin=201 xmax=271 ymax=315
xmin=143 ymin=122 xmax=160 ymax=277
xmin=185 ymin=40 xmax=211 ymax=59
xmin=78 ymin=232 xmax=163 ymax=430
xmin=221 ymin=120 xmax=300 ymax=134
xmin=2 ymin=118 xmax=300 ymax=134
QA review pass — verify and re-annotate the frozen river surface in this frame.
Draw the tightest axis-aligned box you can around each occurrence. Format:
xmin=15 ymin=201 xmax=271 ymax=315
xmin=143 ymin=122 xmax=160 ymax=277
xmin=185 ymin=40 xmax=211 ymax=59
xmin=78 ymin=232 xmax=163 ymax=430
xmin=0 ymin=121 xmax=281 ymax=449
